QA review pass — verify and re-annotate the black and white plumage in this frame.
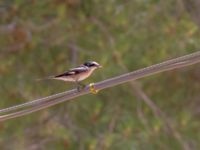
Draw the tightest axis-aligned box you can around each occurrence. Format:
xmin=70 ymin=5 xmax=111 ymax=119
xmin=50 ymin=61 xmax=102 ymax=82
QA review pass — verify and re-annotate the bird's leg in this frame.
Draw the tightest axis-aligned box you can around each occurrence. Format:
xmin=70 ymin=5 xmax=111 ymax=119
xmin=76 ymin=81 xmax=85 ymax=91
xmin=76 ymin=81 xmax=81 ymax=91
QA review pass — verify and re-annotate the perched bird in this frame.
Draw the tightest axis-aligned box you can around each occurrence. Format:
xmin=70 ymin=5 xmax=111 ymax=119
xmin=43 ymin=61 xmax=102 ymax=89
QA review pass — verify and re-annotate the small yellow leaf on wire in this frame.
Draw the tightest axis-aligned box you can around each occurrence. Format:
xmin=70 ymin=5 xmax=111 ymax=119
xmin=89 ymin=83 xmax=99 ymax=94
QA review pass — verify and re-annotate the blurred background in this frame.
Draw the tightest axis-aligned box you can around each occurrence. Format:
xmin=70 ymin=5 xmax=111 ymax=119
xmin=1 ymin=0 xmax=200 ymax=149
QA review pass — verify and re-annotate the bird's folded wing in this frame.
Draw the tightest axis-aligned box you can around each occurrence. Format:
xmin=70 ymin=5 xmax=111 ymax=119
xmin=54 ymin=66 xmax=88 ymax=78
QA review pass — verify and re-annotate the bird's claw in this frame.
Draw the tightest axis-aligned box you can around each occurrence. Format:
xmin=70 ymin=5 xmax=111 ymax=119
xmin=77 ymin=84 xmax=86 ymax=92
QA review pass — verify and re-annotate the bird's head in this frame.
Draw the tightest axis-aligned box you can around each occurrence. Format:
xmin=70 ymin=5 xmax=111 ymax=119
xmin=83 ymin=61 xmax=102 ymax=69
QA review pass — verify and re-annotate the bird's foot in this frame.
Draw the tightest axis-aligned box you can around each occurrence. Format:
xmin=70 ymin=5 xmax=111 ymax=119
xmin=76 ymin=83 xmax=86 ymax=92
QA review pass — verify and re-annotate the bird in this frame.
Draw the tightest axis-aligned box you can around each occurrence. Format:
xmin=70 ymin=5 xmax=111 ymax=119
xmin=42 ymin=61 xmax=102 ymax=90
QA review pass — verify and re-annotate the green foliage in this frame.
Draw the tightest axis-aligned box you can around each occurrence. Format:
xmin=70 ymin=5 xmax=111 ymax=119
xmin=1 ymin=0 xmax=200 ymax=149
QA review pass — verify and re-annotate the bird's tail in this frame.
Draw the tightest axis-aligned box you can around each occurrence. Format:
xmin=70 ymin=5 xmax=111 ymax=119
xmin=35 ymin=76 xmax=55 ymax=81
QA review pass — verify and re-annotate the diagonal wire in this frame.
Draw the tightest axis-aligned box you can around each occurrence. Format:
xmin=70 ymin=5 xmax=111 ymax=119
xmin=0 ymin=88 xmax=72 ymax=114
xmin=0 ymin=50 xmax=200 ymax=121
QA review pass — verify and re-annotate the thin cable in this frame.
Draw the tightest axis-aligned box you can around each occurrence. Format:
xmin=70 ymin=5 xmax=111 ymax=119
xmin=96 ymin=51 xmax=200 ymax=90
xmin=0 ymin=51 xmax=200 ymax=121
xmin=0 ymin=88 xmax=71 ymax=114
